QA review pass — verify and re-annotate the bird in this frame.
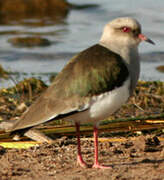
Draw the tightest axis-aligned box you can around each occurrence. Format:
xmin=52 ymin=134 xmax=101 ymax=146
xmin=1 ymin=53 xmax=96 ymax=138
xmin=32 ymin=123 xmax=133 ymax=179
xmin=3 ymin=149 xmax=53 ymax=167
xmin=0 ymin=17 xmax=154 ymax=169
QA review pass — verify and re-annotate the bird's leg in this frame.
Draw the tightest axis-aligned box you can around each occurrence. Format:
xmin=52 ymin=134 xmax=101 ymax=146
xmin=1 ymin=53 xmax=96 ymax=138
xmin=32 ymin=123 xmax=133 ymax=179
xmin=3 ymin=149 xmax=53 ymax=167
xmin=75 ymin=122 xmax=88 ymax=168
xmin=92 ymin=126 xmax=111 ymax=169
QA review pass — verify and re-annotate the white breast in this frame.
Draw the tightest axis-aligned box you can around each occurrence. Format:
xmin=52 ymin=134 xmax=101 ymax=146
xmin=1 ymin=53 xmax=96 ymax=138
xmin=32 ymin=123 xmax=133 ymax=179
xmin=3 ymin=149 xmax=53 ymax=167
xmin=89 ymin=77 xmax=130 ymax=120
xmin=65 ymin=78 xmax=130 ymax=125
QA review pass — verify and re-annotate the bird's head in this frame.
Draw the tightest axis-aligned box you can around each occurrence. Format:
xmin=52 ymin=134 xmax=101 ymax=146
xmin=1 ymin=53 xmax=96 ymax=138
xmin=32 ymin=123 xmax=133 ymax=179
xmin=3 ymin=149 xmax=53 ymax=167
xmin=100 ymin=17 xmax=154 ymax=50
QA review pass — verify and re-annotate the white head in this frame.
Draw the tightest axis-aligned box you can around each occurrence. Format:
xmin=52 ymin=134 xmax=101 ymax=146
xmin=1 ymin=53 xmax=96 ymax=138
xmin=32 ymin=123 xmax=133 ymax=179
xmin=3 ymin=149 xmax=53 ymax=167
xmin=100 ymin=17 xmax=154 ymax=52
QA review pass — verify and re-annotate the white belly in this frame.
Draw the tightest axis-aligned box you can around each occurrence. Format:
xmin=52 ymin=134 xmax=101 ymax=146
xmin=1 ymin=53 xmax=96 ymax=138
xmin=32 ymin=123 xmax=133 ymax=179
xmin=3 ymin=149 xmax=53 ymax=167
xmin=65 ymin=78 xmax=130 ymax=125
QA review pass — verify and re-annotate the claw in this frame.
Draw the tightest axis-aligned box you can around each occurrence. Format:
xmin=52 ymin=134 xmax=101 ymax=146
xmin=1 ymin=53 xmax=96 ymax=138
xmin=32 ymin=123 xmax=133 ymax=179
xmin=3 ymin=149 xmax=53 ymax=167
xmin=92 ymin=163 xmax=112 ymax=169
xmin=77 ymin=155 xmax=89 ymax=168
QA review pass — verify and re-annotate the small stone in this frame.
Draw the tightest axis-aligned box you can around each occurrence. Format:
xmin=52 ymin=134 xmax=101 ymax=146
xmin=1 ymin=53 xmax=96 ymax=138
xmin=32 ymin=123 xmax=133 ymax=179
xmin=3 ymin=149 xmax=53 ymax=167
xmin=0 ymin=146 xmax=6 ymax=155
xmin=17 ymin=102 xmax=27 ymax=112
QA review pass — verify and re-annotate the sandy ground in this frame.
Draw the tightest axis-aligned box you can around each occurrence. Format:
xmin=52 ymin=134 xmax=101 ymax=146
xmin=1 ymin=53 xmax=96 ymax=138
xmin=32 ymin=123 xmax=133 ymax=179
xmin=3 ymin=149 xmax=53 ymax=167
xmin=0 ymin=134 xmax=163 ymax=180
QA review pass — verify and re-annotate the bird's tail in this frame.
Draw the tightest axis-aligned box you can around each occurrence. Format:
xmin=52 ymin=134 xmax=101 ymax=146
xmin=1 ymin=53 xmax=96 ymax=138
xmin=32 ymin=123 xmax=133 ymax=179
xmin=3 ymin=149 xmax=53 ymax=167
xmin=0 ymin=120 xmax=54 ymax=143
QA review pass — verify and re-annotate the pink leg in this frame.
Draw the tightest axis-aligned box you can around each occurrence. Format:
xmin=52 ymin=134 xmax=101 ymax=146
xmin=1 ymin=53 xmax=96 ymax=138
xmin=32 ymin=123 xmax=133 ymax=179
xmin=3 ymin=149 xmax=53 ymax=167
xmin=92 ymin=126 xmax=112 ymax=169
xmin=75 ymin=123 xmax=88 ymax=168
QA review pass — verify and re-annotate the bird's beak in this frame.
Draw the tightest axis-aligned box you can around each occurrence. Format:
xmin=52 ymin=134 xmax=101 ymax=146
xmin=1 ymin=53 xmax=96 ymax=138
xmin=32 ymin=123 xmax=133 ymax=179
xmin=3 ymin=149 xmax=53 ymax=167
xmin=138 ymin=34 xmax=155 ymax=45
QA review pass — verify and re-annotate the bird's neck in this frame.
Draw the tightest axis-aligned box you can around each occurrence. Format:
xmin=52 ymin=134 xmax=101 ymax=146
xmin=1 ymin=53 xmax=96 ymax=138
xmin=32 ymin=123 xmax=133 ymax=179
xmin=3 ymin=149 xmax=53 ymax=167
xmin=99 ymin=41 xmax=138 ymax=64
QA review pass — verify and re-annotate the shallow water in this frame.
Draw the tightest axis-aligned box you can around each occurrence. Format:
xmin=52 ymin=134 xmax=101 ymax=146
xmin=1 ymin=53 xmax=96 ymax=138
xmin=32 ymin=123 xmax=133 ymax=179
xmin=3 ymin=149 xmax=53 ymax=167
xmin=0 ymin=0 xmax=164 ymax=88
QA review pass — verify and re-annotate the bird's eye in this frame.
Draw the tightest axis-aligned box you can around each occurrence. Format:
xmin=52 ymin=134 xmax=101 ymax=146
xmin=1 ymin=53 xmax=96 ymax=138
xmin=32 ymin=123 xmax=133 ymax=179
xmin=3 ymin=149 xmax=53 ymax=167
xmin=122 ymin=27 xmax=131 ymax=33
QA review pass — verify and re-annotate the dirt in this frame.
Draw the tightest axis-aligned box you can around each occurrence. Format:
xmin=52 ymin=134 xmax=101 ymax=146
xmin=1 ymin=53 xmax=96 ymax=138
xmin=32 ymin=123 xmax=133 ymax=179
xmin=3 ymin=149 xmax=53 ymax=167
xmin=0 ymin=134 xmax=163 ymax=180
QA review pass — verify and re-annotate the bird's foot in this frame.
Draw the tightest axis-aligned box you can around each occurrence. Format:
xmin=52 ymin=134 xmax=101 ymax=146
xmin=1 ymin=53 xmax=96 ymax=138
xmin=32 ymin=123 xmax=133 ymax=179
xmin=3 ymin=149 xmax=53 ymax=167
xmin=77 ymin=155 xmax=88 ymax=168
xmin=92 ymin=163 xmax=112 ymax=169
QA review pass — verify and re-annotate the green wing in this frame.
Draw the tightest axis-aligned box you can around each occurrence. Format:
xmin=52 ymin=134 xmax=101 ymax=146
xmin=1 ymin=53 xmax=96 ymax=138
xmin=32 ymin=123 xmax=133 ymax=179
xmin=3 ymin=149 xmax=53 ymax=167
xmin=53 ymin=44 xmax=129 ymax=97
